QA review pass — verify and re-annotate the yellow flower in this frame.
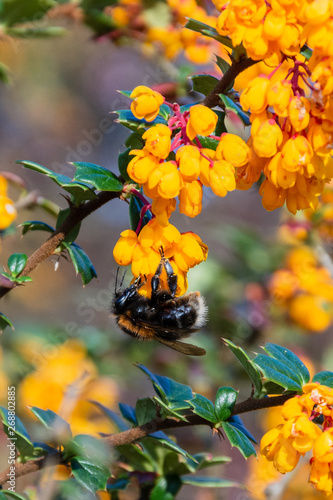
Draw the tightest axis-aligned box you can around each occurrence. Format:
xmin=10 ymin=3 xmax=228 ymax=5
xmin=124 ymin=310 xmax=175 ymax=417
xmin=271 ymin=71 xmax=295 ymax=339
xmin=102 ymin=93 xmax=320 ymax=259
xmin=186 ymin=104 xmax=218 ymax=141
xmin=289 ymin=294 xmax=331 ymax=332
xmin=173 ymin=231 xmax=208 ymax=272
xmin=127 ymin=150 xmax=160 ymax=184
xmin=239 ymin=76 xmax=270 ymax=114
xmin=313 ymin=428 xmax=333 ymax=463
xmin=288 ymin=96 xmax=311 ymax=132
xmin=215 ymin=133 xmax=250 ymax=167
xmin=151 ymin=197 xmax=176 ymax=227
xmin=179 ymin=180 xmax=203 ymax=218
xmin=281 ymin=136 xmax=313 ymax=172
xmin=113 ymin=229 xmax=138 ymax=266
xmin=267 ymin=80 xmax=293 ymax=117
xmin=209 ymin=160 xmax=236 ymax=197
xmin=147 ymin=161 xmax=183 ymax=199
xmin=309 ymin=458 xmax=333 ymax=496
xmin=130 ymin=85 xmax=165 ymax=122
xmin=252 ymin=119 xmax=283 ymax=158
xmin=176 ymin=145 xmax=201 ymax=182
xmin=260 ymin=425 xmax=301 ymax=474
xmin=143 ymin=124 xmax=172 ymax=159
xmin=0 ymin=196 xmax=17 ymax=230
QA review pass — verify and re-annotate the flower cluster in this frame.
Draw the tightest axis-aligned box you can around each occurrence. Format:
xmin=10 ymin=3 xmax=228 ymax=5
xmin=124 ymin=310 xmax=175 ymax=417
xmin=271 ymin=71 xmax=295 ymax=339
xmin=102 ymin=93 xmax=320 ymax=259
xmin=269 ymin=246 xmax=333 ymax=332
xmin=0 ymin=175 xmax=17 ymax=231
xmin=261 ymin=382 xmax=333 ymax=496
xmin=109 ymin=0 xmax=220 ymax=64
xmin=114 ymin=85 xmax=252 ymax=294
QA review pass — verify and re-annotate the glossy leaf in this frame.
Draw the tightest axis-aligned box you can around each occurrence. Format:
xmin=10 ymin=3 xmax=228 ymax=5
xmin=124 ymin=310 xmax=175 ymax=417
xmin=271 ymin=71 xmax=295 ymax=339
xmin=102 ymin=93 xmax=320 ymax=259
xmin=29 ymin=407 xmax=72 ymax=439
xmin=116 ymin=444 xmax=155 ymax=471
xmin=0 ymin=312 xmax=14 ymax=332
xmin=253 ymin=354 xmax=302 ymax=392
xmin=228 ymin=416 xmax=257 ymax=444
xmin=20 ymin=220 xmax=54 ymax=236
xmin=8 ymin=253 xmax=27 ymax=277
xmin=224 ymin=339 xmax=262 ymax=397
xmin=215 ymin=387 xmax=237 ymax=422
xmin=312 ymin=371 xmax=333 ymax=388
xmin=72 ymin=162 xmax=123 ymax=192
xmin=125 ymin=131 xmax=144 ymax=149
xmin=115 ymin=109 xmax=166 ymax=132
xmin=153 ymin=396 xmax=188 ymax=422
xmin=118 ymin=148 xmax=134 ymax=182
xmin=188 ymin=394 xmax=218 ymax=423
xmin=219 ymin=94 xmax=251 ymax=126
xmin=135 ymin=398 xmax=157 ymax=426
xmin=215 ymin=55 xmax=231 ymax=75
xmin=118 ymin=403 xmax=137 ymax=425
xmin=91 ymin=401 xmax=129 ymax=432
xmin=185 ymin=19 xmax=233 ymax=48
xmin=195 ymin=453 xmax=232 ymax=470
xmin=159 ymin=103 xmax=171 ymax=121
xmin=150 ymin=476 xmax=181 ymax=500
xmin=17 ymin=161 xmax=97 ymax=204
xmin=129 ymin=195 xmax=153 ymax=233
xmin=56 ymin=208 xmax=81 ymax=244
xmin=190 ymin=75 xmax=218 ymax=96
xmin=182 ymin=476 xmax=240 ymax=488
xmin=263 ymin=344 xmax=310 ymax=386
xmin=62 ymin=242 xmax=97 ymax=286
xmin=221 ymin=421 xmax=257 ymax=459
xmin=148 ymin=433 xmax=195 ymax=461
xmin=0 ymin=406 xmax=34 ymax=458
xmin=70 ymin=457 xmax=109 ymax=494
xmin=197 ymin=135 xmax=219 ymax=150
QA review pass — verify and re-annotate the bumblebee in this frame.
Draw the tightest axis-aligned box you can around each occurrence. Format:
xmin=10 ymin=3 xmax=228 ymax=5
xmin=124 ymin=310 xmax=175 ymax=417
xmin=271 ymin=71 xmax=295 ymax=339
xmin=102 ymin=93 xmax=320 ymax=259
xmin=112 ymin=253 xmax=207 ymax=355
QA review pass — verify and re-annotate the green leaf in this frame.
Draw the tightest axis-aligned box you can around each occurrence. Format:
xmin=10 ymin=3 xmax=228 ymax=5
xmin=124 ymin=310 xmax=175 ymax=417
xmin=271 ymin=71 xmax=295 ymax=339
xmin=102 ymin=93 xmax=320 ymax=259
xmin=125 ymin=132 xmax=144 ymax=149
xmin=72 ymin=162 xmax=123 ymax=192
xmin=263 ymin=344 xmax=310 ymax=386
xmin=13 ymin=276 xmax=32 ymax=283
xmin=159 ymin=103 xmax=171 ymax=121
xmin=29 ymin=407 xmax=72 ymax=439
xmin=70 ymin=457 xmax=109 ymax=494
xmin=118 ymin=403 xmax=137 ymax=425
xmin=91 ymin=401 xmax=129 ymax=432
xmin=197 ymin=135 xmax=219 ymax=150
xmin=118 ymin=148 xmax=134 ymax=182
xmin=149 ymin=433 xmax=195 ymax=461
xmin=153 ymin=397 xmax=188 ymax=422
xmin=0 ymin=492 xmax=30 ymax=500
xmin=116 ymin=444 xmax=155 ymax=471
xmin=0 ymin=0 xmax=55 ymax=26
xmin=0 ymin=406 xmax=34 ymax=459
xmin=150 ymin=476 xmax=180 ymax=500
xmin=182 ymin=476 xmax=240 ymax=488
xmin=185 ymin=19 xmax=233 ymax=48
xmin=215 ymin=387 xmax=237 ymax=422
xmin=129 ymin=195 xmax=152 ymax=232
xmin=215 ymin=110 xmax=227 ymax=136
xmin=8 ymin=253 xmax=27 ymax=277
xmin=135 ymin=398 xmax=157 ymax=426
xmin=312 ymin=371 xmax=333 ymax=388
xmin=107 ymin=478 xmax=130 ymax=491
xmin=56 ymin=208 xmax=81 ymax=244
xmin=20 ymin=221 xmax=55 ymax=236
xmin=219 ymin=94 xmax=251 ymax=126
xmin=5 ymin=26 xmax=67 ymax=38
xmin=190 ymin=75 xmax=219 ymax=96
xmin=71 ymin=435 xmax=109 ymax=463
xmin=252 ymin=354 xmax=302 ymax=392
xmin=0 ymin=312 xmax=14 ymax=332
xmin=223 ymin=339 xmax=262 ymax=397
xmin=0 ymin=61 xmax=10 ymax=84
xmin=188 ymin=394 xmax=218 ymax=424
xmin=137 ymin=364 xmax=193 ymax=410
xmin=17 ymin=161 xmax=97 ymax=204
xmin=62 ymin=242 xmax=97 ymax=286
xmin=195 ymin=453 xmax=231 ymax=470
xmin=300 ymin=44 xmax=312 ymax=60
xmin=215 ymin=55 xmax=231 ymax=76
xmin=221 ymin=421 xmax=257 ymax=459
xmin=115 ymin=109 xmax=166 ymax=131
xmin=261 ymin=381 xmax=286 ymax=395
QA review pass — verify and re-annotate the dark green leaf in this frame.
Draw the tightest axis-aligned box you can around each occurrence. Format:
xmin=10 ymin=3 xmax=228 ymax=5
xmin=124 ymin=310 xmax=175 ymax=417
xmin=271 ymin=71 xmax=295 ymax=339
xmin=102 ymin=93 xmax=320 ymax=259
xmin=215 ymin=387 xmax=237 ymax=422
xmin=118 ymin=148 xmax=134 ymax=182
xmin=215 ymin=110 xmax=227 ymax=136
xmin=62 ymin=242 xmax=97 ymax=285
xmin=159 ymin=103 xmax=171 ymax=121
xmin=17 ymin=161 xmax=97 ymax=204
xmin=70 ymin=457 xmax=109 ymax=494
xmin=107 ymin=478 xmax=130 ymax=491
xmin=125 ymin=132 xmax=144 ymax=149
xmin=190 ymin=75 xmax=218 ymax=96
xmin=29 ymin=407 xmax=72 ymax=439
xmin=195 ymin=453 xmax=231 ymax=470
xmin=91 ymin=401 xmax=129 ymax=432
xmin=0 ymin=312 xmax=13 ymax=332
xmin=223 ymin=339 xmax=262 ymax=397
xmin=228 ymin=416 xmax=256 ymax=444
xmin=8 ymin=253 xmax=27 ymax=277
xmin=0 ymin=406 xmax=34 ymax=459
xmin=5 ymin=26 xmax=67 ymax=38
xmin=20 ymin=220 xmax=54 ymax=236
xmin=312 ymin=371 xmax=333 ymax=388
xmin=71 ymin=435 xmax=109 ymax=463
xmin=188 ymin=394 xmax=218 ymax=423
xmin=185 ymin=19 xmax=233 ymax=48
xmin=300 ymin=44 xmax=312 ymax=60
xmin=263 ymin=344 xmax=310 ymax=386
xmin=135 ymin=398 xmax=157 ymax=426
xmin=215 ymin=55 xmax=231 ymax=75
xmin=261 ymin=381 xmax=286 ymax=395
xmin=0 ymin=492 xmax=29 ymax=500
xmin=253 ymin=354 xmax=302 ymax=392
xmin=197 ymin=135 xmax=219 ymax=150
xmin=221 ymin=421 xmax=257 ymax=459
xmin=116 ymin=444 xmax=154 ymax=471
xmin=56 ymin=208 xmax=81 ymax=244
xmin=182 ymin=476 xmax=240 ymax=488
xmin=129 ymin=195 xmax=152 ymax=233
xmin=150 ymin=476 xmax=180 ymax=500
xmin=118 ymin=403 xmax=137 ymax=425
xmin=219 ymin=94 xmax=251 ymax=125
xmin=0 ymin=0 xmax=55 ymax=26
xmin=149 ymin=433 xmax=195 ymax=461
xmin=115 ymin=109 xmax=166 ymax=132
xmin=72 ymin=162 xmax=123 ymax=192
xmin=153 ymin=397 xmax=188 ymax=422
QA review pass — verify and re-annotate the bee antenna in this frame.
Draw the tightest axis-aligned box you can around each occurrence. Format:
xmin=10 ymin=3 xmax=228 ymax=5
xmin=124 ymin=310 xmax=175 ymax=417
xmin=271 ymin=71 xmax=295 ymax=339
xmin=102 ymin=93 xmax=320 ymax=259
xmin=115 ymin=267 xmax=120 ymax=294
xmin=120 ymin=268 xmax=127 ymax=289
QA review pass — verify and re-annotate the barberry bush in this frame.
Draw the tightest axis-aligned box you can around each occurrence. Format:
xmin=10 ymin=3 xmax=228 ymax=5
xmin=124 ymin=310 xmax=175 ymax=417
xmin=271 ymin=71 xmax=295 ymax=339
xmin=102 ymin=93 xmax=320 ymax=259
xmin=1 ymin=1 xmax=333 ymax=499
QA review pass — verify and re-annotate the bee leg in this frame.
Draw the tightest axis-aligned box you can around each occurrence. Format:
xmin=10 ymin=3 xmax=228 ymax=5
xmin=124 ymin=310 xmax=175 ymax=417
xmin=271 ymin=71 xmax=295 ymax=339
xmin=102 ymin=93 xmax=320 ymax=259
xmin=151 ymin=259 xmax=164 ymax=302
xmin=163 ymin=258 xmax=178 ymax=297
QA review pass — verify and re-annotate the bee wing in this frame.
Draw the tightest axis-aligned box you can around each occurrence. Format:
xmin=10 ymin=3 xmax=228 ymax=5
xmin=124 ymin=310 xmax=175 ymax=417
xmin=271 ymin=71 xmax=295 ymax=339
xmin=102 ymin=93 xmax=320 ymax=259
xmin=156 ymin=337 xmax=206 ymax=356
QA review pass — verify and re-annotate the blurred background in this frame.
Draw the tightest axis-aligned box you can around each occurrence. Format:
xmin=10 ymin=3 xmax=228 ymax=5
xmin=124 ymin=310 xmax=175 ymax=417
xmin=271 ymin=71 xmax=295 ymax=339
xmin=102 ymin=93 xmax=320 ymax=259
xmin=0 ymin=4 xmax=333 ymax=500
